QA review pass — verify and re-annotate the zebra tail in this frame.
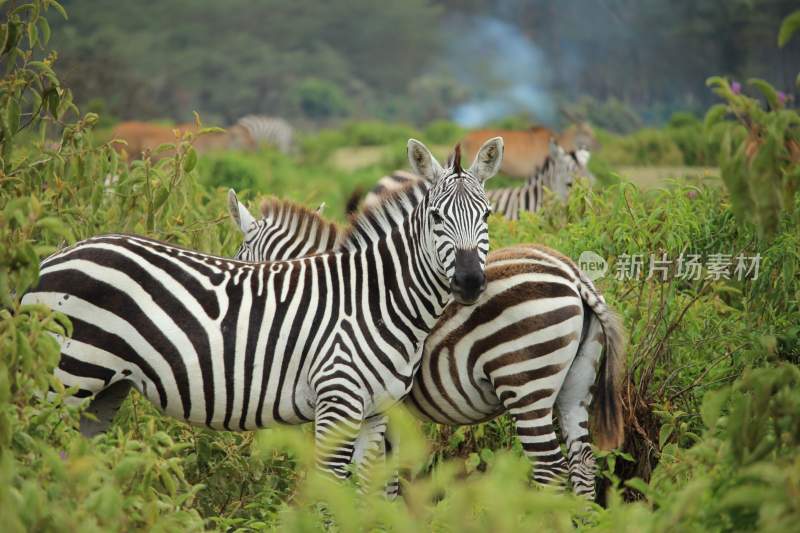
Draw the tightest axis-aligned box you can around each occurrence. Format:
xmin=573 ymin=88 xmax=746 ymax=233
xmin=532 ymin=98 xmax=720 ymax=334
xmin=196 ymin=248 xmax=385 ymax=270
xmin=345 ymin=186 xmax=365 ymax=216
xmin=591 ymin=308 xmax=626 ymax=450
xmin=573 ymin=269 xmax=626 ymax=450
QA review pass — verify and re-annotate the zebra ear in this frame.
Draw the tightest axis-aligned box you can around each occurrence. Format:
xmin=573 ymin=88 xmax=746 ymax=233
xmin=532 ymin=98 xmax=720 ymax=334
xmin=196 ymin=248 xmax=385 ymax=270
xmin=407 ymin=139 xmax=443 ymax=182
xmin=548 ymin=137 xmax=560 ymax=157
xmin=227 ymin=189 xmax=255 ymax=234
xmin=468 ymin=136 xmax=503 ymax=183
xmin=316 ymin=202 xmax=326 ymax=215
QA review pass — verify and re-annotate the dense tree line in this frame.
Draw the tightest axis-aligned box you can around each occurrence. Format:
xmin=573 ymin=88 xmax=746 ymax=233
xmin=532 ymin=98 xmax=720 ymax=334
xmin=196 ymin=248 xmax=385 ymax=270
xmin=43 ymin=0 xmax=800 ymax=128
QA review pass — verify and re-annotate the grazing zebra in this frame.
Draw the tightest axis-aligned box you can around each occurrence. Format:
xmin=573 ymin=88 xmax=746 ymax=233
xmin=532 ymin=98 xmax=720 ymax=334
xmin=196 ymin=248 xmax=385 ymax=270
xmin=353 ymin=140 xmax=592 ymax=220
xmin=22 ymin=137 xmax=504 ymax=483
xmin=228 ymin=186 xmax=625 ymax=499
xmin=236 ymin=115 xmax=294 ymax=154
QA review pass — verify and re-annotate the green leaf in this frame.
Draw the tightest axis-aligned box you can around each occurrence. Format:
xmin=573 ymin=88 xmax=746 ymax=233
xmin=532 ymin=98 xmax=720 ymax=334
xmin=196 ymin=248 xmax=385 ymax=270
xmin=464 ymin=452 xmax=481 ymax=474
xmin=5 ymin=98 xmax=21 ymax=136
xmin=49 ymin=0 xmax=69 ymax=20
xmin=624 ymin=477 xmax=652 ymax=498
xmin=704 ymin=104 xmax=728 ymax=129
xmin=46 ymin=90 xmax=60 ymax=116
xmin=658 ymin=423 xmax=674 ymax=449
xmin=154 ymin=143 xmax=176 ymax=154
xmin=37 ymin=17 xmax=50 ymax=46
xmin=153 ymin=187 xmax=170 ymax=211
xmin=701 ymin=387 xmax=730 ymax=430
xmin=182 ymin=147 xmax=198 ymax=172
xmin=479 ymin=448 xmax=495 ymax=464
xmin=2 ymin=21 xmax=19 ymax=54
xmin=778 ymin=10 xmax=800 ymax=47
xmin=748 ymin=78 xmax=780 ymax=109
xmin=26 ymin=19 xmax=38 ymax=48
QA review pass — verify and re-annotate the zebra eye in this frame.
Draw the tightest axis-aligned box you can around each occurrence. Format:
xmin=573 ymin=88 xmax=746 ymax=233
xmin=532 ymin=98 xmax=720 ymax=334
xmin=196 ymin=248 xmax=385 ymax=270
xmin=430 ymin=210 xmax=444 ymax=224
xmin=483 ymin=209 xmax=492 ymax=221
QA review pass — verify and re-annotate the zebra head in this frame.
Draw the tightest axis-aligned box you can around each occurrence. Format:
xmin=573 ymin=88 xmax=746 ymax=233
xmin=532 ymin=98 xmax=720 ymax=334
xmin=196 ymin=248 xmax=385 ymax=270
xmin=545 ymin=139 xmax=584 ymax=200
xmin=408 ymin=137 xmax=503 ymax=305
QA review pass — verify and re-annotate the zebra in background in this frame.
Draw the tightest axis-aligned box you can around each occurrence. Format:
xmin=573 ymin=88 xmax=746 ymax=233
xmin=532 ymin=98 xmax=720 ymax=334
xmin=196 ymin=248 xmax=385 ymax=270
xmin=228 ymin=185 xmax=626 ymax=499
xmin=236 ymin=115 xmax=294 ymax=154
xmin=485 ymin=140 xmax=592 ymax=220
xmin=22 ymin=137 xmax=504 ymax=483
xmin=351 ymin=140 xmax=592 ymax=221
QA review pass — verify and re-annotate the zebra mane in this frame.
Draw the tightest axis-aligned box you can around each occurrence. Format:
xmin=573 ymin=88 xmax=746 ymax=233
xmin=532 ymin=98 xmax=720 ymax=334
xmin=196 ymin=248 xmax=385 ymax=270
xmin=338 ymin=182 xmax=426 ymax=251
xmin=259 ymin=196 xmax=340 ymax=235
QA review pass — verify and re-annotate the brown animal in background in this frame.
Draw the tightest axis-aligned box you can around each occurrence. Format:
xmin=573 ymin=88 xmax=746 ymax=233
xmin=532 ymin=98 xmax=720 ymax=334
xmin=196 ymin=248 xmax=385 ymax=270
xmin=111 ymin=122 xmax=255 ymax=160
xmin=462 ymin=122 xmax=597 ymax=178
xmin=110 ymin=122 xmax=184 ymax=160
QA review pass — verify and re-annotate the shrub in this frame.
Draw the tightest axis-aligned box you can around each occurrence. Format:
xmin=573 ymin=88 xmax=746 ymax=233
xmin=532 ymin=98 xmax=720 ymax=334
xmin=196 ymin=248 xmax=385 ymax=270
xmin=705 ymin=76 xmax=800 ymax=238
xmin=289 ymin=78 xmax=350 ymax=120
xmin=198 ymin=151 xmax=263 ymax=192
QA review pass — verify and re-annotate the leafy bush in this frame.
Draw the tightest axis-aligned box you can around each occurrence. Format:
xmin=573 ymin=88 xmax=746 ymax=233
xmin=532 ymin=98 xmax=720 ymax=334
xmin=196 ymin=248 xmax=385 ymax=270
xmin=199 ymin=151 xmax=263 ymax=192
xmin=289 ymin=78 xmax=350 ymax=120
xmin=705 ymin=76 xmax=799 ymax=238
xmin=665 ymin=112 xmax=717 ymax=166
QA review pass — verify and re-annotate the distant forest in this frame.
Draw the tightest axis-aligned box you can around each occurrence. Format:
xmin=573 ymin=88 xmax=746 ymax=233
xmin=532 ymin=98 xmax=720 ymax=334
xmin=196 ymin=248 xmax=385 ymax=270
xmin=46 ymin=0 xmax=800 ymax=129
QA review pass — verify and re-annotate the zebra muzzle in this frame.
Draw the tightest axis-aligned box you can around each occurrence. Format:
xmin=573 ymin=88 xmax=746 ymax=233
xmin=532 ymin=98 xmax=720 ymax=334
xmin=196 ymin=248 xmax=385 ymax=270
xmin=451 ymin=249 xmax=486 ymax=305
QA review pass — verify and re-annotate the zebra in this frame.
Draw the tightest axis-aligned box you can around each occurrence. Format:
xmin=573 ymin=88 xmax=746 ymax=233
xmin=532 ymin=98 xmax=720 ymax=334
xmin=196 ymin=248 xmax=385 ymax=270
xmin=228 ymin=185 xmax=626 ymax=499
xmin=352 ymin=140 xmax=592 ymax=221
xmin=21 ymin=137 xmax=504 ymax=484
xmin=484 ymin=140 xmax=591 ymax=220
xmin=236 ymin=115 xmax=294 ymax=154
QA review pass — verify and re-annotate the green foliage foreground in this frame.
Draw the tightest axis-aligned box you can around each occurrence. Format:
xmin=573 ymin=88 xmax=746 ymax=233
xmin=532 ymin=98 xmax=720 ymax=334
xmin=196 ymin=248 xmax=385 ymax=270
xmin=2 ymin=3 xmax=800 ymax=532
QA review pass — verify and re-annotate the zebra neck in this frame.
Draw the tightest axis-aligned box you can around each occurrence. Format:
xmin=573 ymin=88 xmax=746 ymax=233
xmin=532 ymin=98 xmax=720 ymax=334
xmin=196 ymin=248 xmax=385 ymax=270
xmin=369 ymin=205 xmax=451 ymax=336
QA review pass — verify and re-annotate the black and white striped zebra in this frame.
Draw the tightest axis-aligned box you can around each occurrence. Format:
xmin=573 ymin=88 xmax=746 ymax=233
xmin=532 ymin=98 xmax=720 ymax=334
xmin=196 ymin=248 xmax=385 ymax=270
xmin=236 ymin=115 xmax=294 ymax=154
xmin=22 ymin=137 xmax=504 ymax=483
xmin=354 ymin=140 xmax=592 ymax=221
xmin=228 ymin=186 xmax=625 ymax=499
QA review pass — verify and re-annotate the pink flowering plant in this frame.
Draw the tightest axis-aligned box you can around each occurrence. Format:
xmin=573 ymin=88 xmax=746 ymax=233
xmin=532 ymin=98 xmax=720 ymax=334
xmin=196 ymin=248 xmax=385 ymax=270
xmin=704 ymin=11 xmax=800 ymax=239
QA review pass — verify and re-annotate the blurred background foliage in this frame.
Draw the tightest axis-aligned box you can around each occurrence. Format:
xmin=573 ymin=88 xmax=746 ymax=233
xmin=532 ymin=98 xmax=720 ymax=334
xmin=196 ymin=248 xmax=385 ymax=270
xmin=1 ymin=1 xmax=799 ymax=531
xmin=42 ymin=0 xmax=800 ymax=129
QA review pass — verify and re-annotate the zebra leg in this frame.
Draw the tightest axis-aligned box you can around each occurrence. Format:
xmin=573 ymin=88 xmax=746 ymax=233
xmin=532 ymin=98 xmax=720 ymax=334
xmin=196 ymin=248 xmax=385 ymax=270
xmin=79 ymin=380 xmax=133 ymax=437
xmin=314 ymin=393 xmax=365 ymax=481
xmin=352 ymin=414 xmax=390 ymax=494
xmin=555 ymin=314 xmax=605 ymax=499
xmin=511 ymin=407 xmax=570 ymax=488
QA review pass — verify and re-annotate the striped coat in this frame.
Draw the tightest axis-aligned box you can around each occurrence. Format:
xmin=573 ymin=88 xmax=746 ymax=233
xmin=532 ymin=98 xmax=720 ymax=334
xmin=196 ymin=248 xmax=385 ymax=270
xmin=23 ymin=138 xmax=504 ymax=482
xmin=228 ymin=186 xmax=625 ymax=498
